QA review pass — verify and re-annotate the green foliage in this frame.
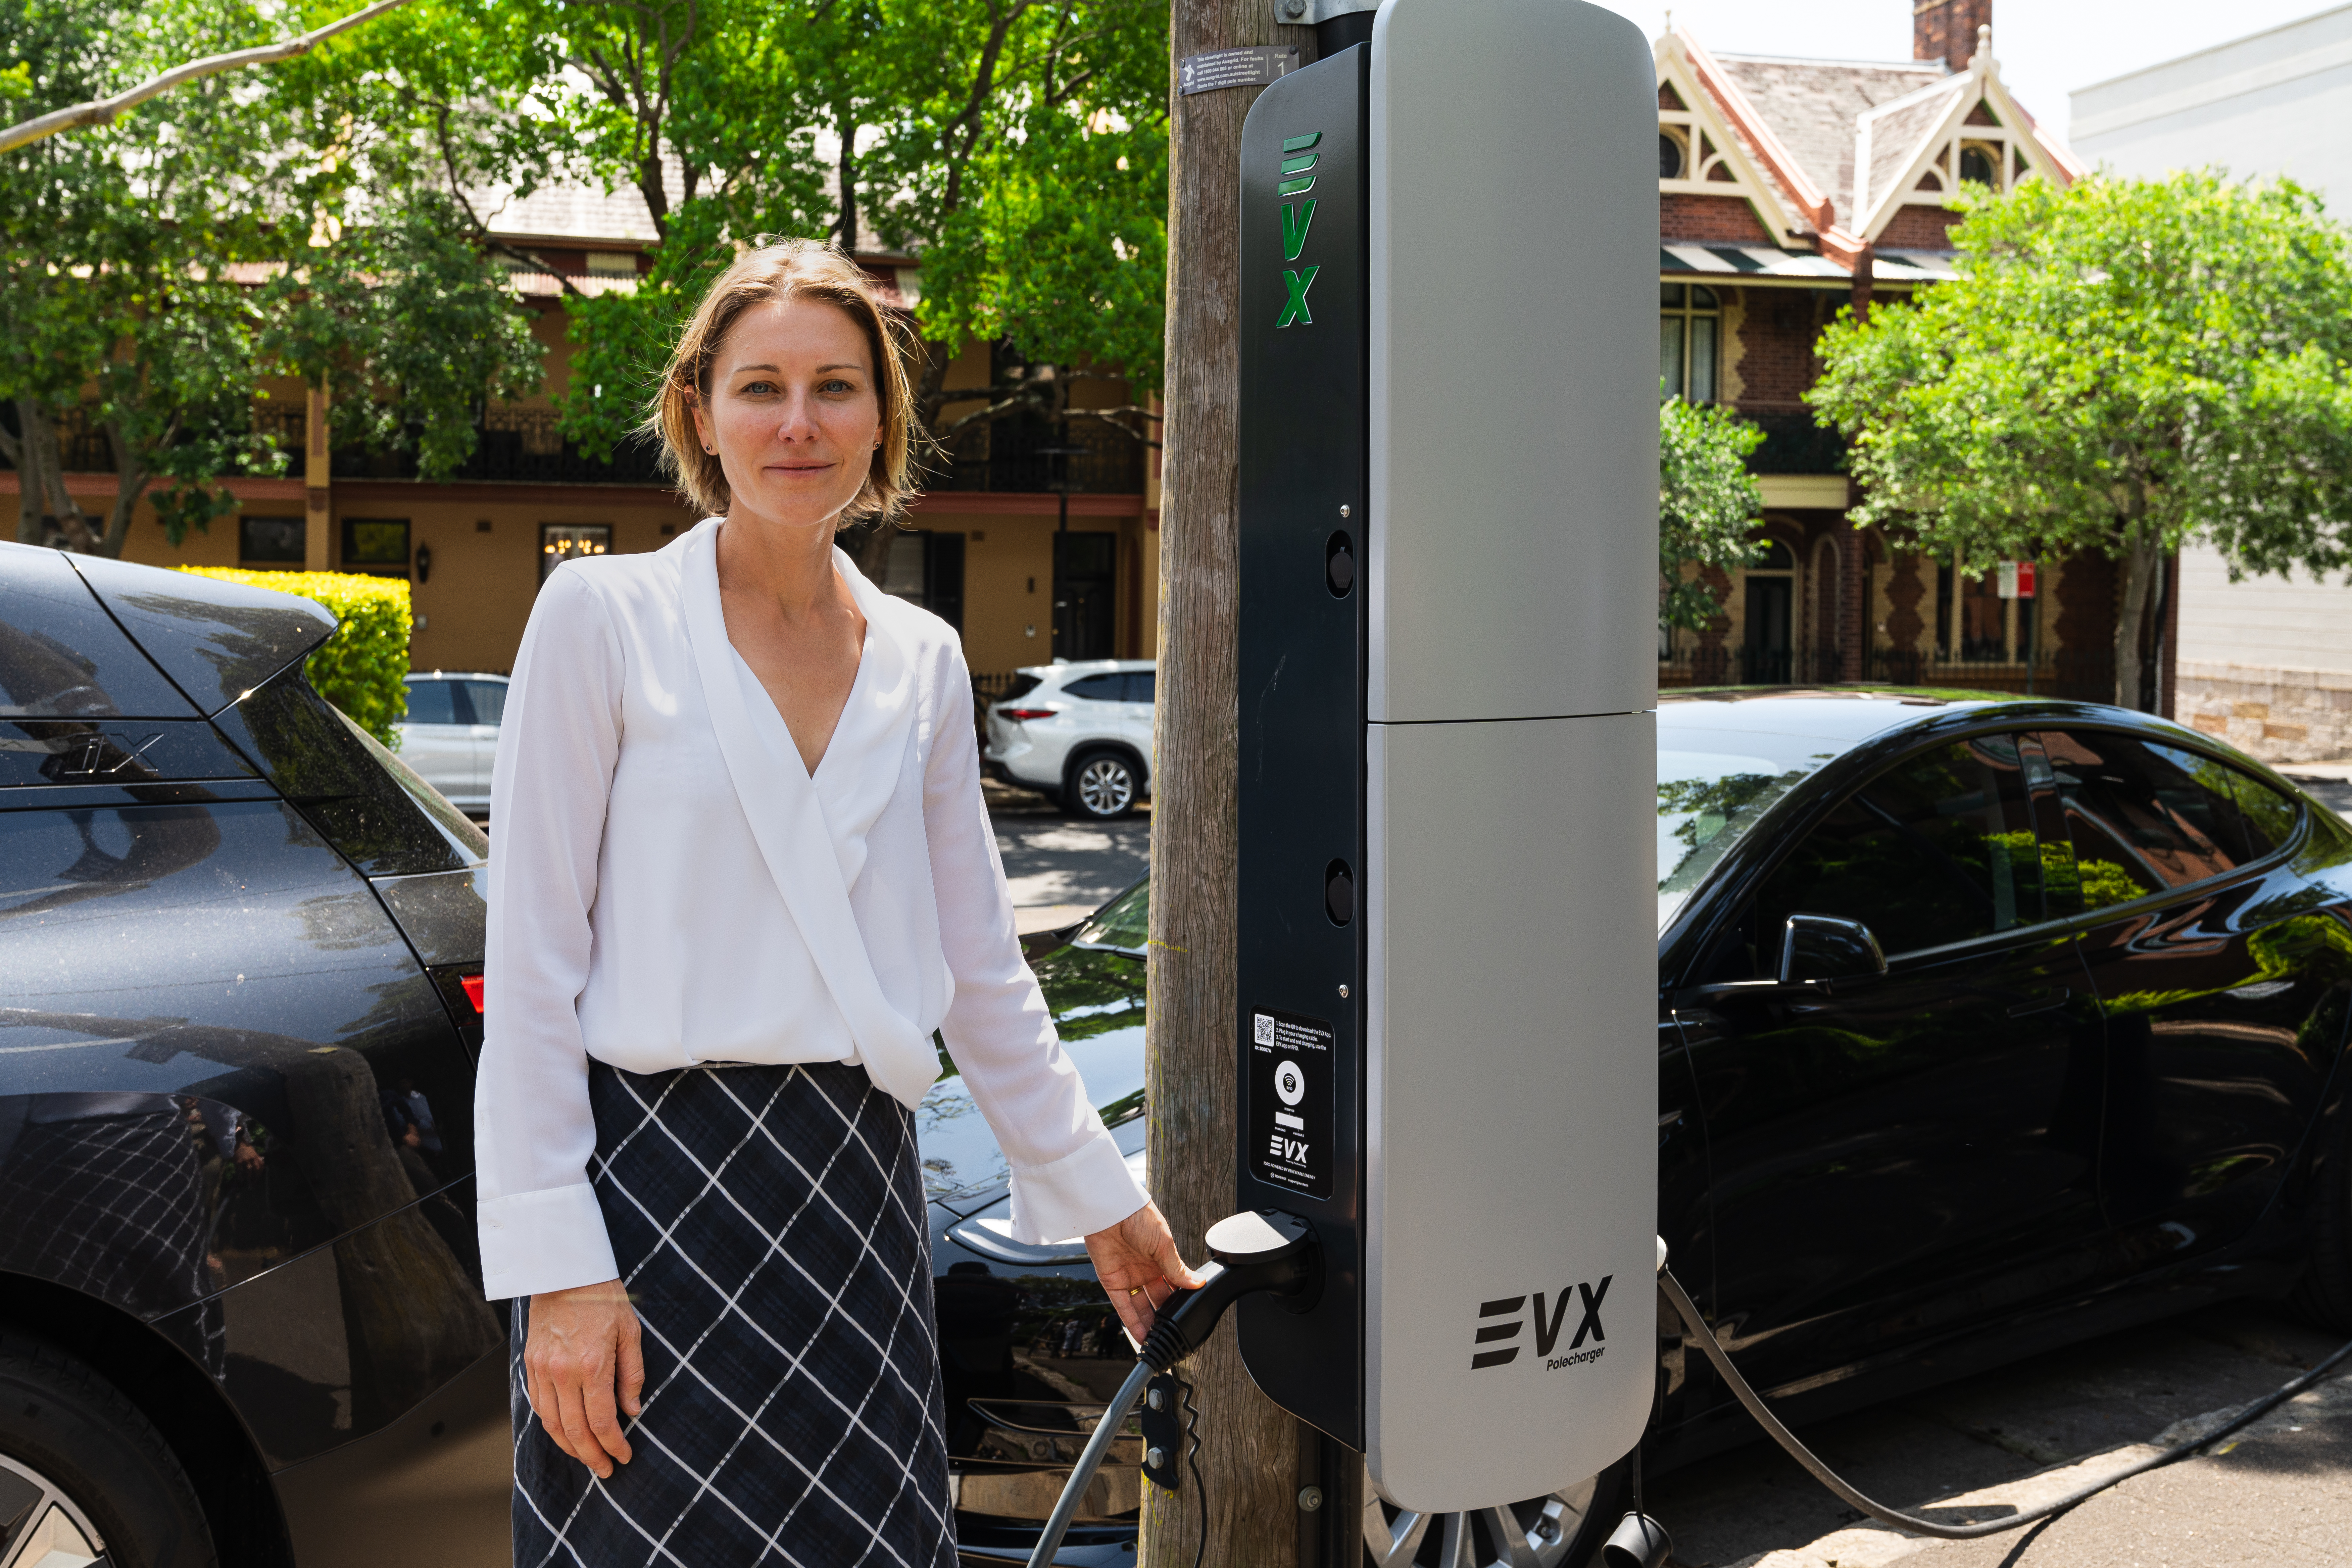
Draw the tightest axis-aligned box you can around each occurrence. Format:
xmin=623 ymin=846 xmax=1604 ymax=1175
xmin=1659 ymin=394 xmax=1765 ymax=631
xmin=1 ymin=0 xmax=544 ymax=555
xmin=181 ymin=567 xmax=413 ymax=745
xmin=1809 ymin=172 xmax=2352 ymax=706
xmin=426 ymin=0 xmax=1175 ymax=455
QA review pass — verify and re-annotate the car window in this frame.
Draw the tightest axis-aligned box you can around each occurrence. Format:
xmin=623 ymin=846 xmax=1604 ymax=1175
xmin=461 ymin=681 xmax=507 ymax=726
xmin=402 ymin=681 xmax=457 ymax=725
xmin=2039 ymin=730 xmax=2295 ymax=905
xmin=999 ymin=673 xmax=1043 ymax=704
xmin=1126 ymin=670 xmax=1156 ymax=704
xmin=1064 ymin=673 xmax=1126 ymax=702
xmin=1755 ymin=734 xmax=2044 ymax=959
xmin=0 ymin=543 xmax=197 ymax=720
xmin=1071 ymin=878 xmax=1149 ymax=954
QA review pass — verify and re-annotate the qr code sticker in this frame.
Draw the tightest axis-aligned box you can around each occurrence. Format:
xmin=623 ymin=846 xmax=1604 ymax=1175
xmin=1253 ymin=1013 xmax=1276 ymax=1046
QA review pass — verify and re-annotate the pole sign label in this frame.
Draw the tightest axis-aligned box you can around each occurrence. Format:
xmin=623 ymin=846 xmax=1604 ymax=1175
xmin=1248 ymin=1006 xmax=1335 ymax=1197
xmin=1997 ymin=560 xmax=2036 ymax=599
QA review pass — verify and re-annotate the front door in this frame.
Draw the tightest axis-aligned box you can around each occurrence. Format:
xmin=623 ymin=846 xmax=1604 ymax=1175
xmin=1744 ymin=577 xmax=1791 ymax=685
xmin=1052 ymin=533 xmax=1117 ymax=662
xmin=1676 ymin=731 xmax=2110 ymax=1395
xmin=2035 ymin=727 xmax=2343 ymax=1266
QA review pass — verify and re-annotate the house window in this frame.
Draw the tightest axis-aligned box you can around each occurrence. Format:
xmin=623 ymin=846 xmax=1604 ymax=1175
xmin=584 ymin=252 xmax=638 ymax=277
xmin=1661 ymin=284 xmax=1720 ymax=403
xmin=1958 ymin=144 xmax=1998 ymax=188
xmin=877 ymin=529 xmax=967 ymax=633
xmin=240 ymin=514 xmax=305 ymax=566
xmin=1659 ymin=130 xmax=1687 ymax=180
xmin=340 ymin=518 xmax=410 ymax=578
xmin=541 ymin=523 xmax=611 ymax=582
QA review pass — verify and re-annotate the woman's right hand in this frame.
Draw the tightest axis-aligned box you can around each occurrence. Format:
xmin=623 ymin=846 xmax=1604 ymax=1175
xmin=524 ymin=1279 xmax=645 ymax=1478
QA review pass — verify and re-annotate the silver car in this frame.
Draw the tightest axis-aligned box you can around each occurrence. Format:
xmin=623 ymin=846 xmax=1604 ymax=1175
xmin=393 ymin=670 xmax=507 ymax=815
xmin=983 ymin=660 xmax=1154 ymax=819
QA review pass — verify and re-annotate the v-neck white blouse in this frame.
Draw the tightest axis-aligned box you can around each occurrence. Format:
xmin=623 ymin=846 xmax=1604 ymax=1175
xmin=473 ymin=518 xmax=1146 ymax=1300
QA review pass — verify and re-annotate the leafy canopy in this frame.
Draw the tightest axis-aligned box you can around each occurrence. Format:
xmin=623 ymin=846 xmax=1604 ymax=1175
xmin=1808 ymin=172 xmax=2352 ymax=701
xmin=1658 ymin=393 xmax=1765 ymax=631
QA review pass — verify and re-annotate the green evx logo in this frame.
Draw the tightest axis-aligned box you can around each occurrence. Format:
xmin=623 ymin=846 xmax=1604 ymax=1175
xmin=1277 ymin=132 xmax=1319 ymax=328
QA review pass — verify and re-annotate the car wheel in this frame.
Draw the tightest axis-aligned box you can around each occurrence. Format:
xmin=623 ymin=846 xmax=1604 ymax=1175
xmin=0 ymin=1330 xmax=216 ymax=1568
xmin=1362 ymin=1458 xmax=1625 ymax=1568
xmin=2292 ymin=1095 xmax=2352 ymax=1331
xmin=1065 ymin=750 xmax=1140 ymax=820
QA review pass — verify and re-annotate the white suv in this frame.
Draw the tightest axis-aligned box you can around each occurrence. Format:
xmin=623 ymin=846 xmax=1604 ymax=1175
xmin=392 ymin=670 xmax=508 ymax=815
xmin=983 ymin=660 xmax=1154 ymax=819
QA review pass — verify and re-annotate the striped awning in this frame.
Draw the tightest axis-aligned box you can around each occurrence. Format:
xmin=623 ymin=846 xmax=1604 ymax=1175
xmin=1659 ymin=244 xmax=1962 ymax=285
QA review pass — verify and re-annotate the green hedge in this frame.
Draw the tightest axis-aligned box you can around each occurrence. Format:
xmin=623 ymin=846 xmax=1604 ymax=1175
xmin=180 ymin=568 xmax=412 ymax=746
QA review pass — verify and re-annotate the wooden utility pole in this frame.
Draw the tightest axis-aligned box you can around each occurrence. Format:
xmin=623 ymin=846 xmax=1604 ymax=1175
xmin=1145 ymin=0 xmax=1320 ymax=1563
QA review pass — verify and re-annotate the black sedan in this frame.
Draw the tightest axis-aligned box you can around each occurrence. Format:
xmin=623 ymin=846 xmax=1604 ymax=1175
xmin=0 ymin=543 xmax=499 ymax=1568
xmin=929 ymin=688 xmax=2352 ymax=1568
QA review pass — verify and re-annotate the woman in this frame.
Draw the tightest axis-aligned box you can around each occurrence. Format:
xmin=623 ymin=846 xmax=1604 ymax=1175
xmin=476 ymin=240 xmax=1199 ymax=1565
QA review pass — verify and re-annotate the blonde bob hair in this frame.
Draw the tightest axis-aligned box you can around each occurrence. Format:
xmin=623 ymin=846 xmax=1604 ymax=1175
xmin=650 ymin=239 xmax=921 ymax=524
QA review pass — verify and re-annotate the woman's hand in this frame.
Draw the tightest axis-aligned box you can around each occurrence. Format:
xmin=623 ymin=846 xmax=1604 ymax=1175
xmin=524 ymin=1279 xmax=645 ymax=1479
xmin=1084 ymin=1201 xmax=1208 ymax=1344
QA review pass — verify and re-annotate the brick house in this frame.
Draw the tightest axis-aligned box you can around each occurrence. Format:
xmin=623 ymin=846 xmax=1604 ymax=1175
xmin=1656 ymin=1 xmax=2156 ymax=706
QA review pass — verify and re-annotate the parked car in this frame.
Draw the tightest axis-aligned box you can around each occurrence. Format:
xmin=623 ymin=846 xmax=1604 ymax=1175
xmin=933 ymin=688 xmax=2352 ymax=1568
xmin=0 ymin=543 xmax=500 ymax=1568
xmin=984 ymin=660 xmax=1154 ymax=820
xmin=392 ymin=672 xmax=508 ymax=816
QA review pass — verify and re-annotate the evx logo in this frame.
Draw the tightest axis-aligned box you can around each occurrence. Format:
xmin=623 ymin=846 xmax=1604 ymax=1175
xmin=1470 ymin=1276 xmax=1610 ymax=1371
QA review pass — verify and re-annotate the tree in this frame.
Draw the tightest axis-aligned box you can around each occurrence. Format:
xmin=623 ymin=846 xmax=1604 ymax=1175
xmin=480 ymin=0 xmax=1170 ymax=483
xmin=0 ymin=0 xmax=543 ymax=556
xmin=1809 ymin=172 xmax=2352 ymax=710
xmin=1659 ymin=394 xmax=1765 ymax=632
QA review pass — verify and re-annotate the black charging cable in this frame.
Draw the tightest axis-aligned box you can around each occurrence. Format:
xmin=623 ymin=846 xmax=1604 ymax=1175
xmin=1023 ymin=1211 xmax=1318 ymax=1568
xmin=1653 ymin=1247 xmax=2352 ymax=1543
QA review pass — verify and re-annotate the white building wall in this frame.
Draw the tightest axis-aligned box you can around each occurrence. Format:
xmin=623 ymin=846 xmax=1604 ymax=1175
xmin=2072 ymin=7 xmax=2352 ymax=759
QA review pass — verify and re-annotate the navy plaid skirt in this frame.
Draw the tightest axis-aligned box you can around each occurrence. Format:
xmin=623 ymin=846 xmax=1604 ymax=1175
xmin=511 ymin=1061 xmax=953 ymax=1567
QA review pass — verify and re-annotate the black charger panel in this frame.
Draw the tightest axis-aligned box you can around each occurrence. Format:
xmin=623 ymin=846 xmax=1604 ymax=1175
xmin=1233 ymin=42 xmax=1370 ymax=1450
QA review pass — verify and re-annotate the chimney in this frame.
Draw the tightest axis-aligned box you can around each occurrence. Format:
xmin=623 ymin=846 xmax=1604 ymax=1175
xmin=1913 ymin=0 xmax=1991 ymax=74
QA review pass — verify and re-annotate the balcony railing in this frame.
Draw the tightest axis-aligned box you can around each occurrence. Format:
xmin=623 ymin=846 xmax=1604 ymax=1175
xmin=332 ymin=407 xmax=668 ymax=486
xmin=927 ymin=418 xmax=1144 ymax=495
xmin=1744 ymin=410 xmax=1847 ymax=476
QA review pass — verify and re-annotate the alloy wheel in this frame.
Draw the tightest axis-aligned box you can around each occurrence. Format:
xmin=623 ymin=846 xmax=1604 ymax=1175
xmin=1363 ymin=1469 xmax=1600 ymax=1568
xmin=1074 ymin=756 xmax=1137 ymax=817
xmin=0 ymin=1452 xmax=107 ymax=1568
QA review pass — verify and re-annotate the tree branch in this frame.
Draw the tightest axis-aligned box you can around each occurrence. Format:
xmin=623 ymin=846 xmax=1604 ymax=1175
xmin=1 ymin=0 xmax=415 ymax=154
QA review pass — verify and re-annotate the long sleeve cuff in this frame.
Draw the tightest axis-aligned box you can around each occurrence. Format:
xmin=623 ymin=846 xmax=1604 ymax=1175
xmin=477 ymin=1182 xmax=623 ymax=1301
xmin=1004 ymin=1129 xmax=1150 ymax=1244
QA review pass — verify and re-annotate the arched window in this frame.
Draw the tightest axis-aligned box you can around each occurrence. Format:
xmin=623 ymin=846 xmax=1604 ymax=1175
xmin=1660 ymin=284 xmax=1720 ymax=404
xmin=1958 ymin=144 xmax=1998 ymax=187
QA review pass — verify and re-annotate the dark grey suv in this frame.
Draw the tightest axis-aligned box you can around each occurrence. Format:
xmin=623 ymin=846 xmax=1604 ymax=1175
xmin=0 ymin=543 xmax=499 ymax=1568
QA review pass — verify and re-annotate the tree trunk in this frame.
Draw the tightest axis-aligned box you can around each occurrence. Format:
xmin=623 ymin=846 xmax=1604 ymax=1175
xmin=1143 ymin=2 xmax=1317 ymax=1563
xmin=834 ymin=106 xmax=860 ymax=251
xmin=11 ymin=399 xmax=46 ymax=545
xmin=2114 ymin=532 xmax=2163 ymax=712
xmin=99 ymin=418 xmax=147 ymax=559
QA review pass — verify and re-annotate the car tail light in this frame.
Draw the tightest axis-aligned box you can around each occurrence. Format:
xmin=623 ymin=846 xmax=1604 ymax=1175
xmin=460 ymin=973 xmax=485 ymax=1013
xmin=1000 ymin=707 xmax=1057 ymax=721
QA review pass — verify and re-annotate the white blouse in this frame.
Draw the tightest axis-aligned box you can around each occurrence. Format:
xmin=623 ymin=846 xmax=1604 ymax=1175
xmin=473 ymin=517 xmax=1147 ymax=1300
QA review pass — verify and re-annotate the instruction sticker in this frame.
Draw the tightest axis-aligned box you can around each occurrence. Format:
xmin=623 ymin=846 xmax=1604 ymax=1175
xmin=1247 ymin=1006 xmax=1333 ymax=1198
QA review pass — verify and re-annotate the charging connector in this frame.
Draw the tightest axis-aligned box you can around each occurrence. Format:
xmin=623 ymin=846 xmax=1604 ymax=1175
xmin=1023 ymin=1211 xmax=1317 ymax=1568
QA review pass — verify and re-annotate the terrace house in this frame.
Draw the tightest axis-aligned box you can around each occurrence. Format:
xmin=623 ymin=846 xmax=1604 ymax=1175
xmin=1658 ymin=0 xmax=2157 ymax=706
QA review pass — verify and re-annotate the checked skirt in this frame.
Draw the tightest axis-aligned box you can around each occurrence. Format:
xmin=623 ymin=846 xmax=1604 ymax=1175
xmin=512 ymin=1061 xmax=954 ymax=1568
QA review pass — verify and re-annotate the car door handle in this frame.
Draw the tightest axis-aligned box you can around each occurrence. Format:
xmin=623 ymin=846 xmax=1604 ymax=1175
xmin=2007 ymin=986 xmax=2072 ymax=1018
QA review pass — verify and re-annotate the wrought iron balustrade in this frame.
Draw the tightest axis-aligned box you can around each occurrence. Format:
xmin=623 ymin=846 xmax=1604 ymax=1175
xmin=1744 ymin=410 xmax=1848 ymax=476
xmin=927 ymin=418 xmax=1144 ymax=495
xmin=331 ymin=407 xmax=667 ymax=486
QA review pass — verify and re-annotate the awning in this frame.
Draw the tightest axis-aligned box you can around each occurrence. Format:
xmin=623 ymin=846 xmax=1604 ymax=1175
xmin=1658 ymin=244 xmax=1963 ymax=285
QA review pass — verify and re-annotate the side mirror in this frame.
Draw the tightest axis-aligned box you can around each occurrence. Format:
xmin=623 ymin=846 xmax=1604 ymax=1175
xmin=1779 ymin=914 xmax=1887 ymax=986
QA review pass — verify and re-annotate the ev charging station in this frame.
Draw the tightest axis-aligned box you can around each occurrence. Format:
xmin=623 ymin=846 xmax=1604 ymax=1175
xmin=1234 ymin=0 xmax=1661 ymax=1516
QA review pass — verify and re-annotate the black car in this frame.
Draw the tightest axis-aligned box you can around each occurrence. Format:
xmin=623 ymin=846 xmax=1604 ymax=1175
xmin=0 ymin=543 xmax=499 ymax=1568
xmin=930 ymin=689 xmax=2352 ymax=1568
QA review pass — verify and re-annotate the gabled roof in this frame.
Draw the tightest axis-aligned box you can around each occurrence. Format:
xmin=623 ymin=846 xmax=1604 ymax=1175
xmin=1665 ymin=24 xmax=2086 ymax=267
